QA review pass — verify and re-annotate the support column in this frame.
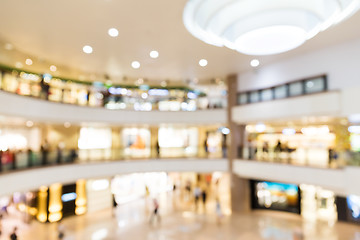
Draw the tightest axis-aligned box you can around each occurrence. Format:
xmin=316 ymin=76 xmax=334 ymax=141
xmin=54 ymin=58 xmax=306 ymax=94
xmin=112 ymin=127 xmax=123 ymax=159
xmin=226 ymin=74 xmax=251 ymax=213
xmin=150 ymin=126 xmax=159 ymax=158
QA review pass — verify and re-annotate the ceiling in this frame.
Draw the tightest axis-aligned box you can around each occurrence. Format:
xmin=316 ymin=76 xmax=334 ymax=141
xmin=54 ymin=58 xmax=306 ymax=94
xmin=1 ymin=0 xmax=360 ymax=83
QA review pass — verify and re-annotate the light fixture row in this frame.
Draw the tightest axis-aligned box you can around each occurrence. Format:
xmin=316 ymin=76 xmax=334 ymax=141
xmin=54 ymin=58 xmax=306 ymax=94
xmin=16 ymin=58 xmax=58 ymax=72
xmin=26 ymin=121 xmax=71 ymax=128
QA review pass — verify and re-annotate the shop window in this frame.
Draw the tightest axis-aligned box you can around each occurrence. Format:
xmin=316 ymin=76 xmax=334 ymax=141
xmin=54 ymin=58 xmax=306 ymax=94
xmin=289 ymin=81 xmax=303 ymax=96
xmin=249 ymin=91 xmax=260 ymax=103
xmin=305 ymin=77 xmax=326 ymax=94
xmin=274 ymin=85 xmax=287 ymax=99
xmin=238 ymin=93 xmax=248 ymax=105
xmin=260 ymin=89 xmax=273 ymax=101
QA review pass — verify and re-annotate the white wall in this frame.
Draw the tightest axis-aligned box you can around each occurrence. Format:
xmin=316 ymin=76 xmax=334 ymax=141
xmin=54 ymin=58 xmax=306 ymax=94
xmin=0 ymin=158 xmax=228 ymax=196
xmin=233 ymin=160 xmax=360 ymax=197
xmin=232 ymin=91 xmax=341 ymax=123
xmin=238 ymin=38 xmax=360 ymax=92
xmin=0 ymin=91 xmax=226 ymax=125
xmin=86 ymin=179 xmax=112 ymax=213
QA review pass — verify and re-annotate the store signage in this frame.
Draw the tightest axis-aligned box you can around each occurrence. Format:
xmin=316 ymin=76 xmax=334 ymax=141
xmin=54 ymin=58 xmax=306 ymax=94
xmin=61 ymin=192 xmax=77 ymax=202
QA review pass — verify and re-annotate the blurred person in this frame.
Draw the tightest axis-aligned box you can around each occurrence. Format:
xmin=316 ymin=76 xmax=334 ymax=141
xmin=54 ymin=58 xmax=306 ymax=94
xmin=69 ymin=148 xmax=78 ymax=162
xmin=0 ymin=214 xmax=2 ymax=236
xmin=262 ymin=141 xmax=269 ymax=159
xmin=194 ymin=186 xmax=201 ymax=210
xmin=56 ymin=145 xmax=63 ymax=164
xmin=201 ymin=188 xmax=207 ymax=210
xmin=0 ymin=150 xmax=2 ymax=172
xmin=11 ymin=150 xmax=17 ymax=170
xmin=27 ymin=148 xmax=33 ymax=167
xmin=204 ymin=139 xmax=208 ymax=156
xmin=155 ymin=139 xmax=160 ymax=158
xmin=215 ymin=199 xmax=223 ymax=226
xmin=185 ymin=180 xmax=192 ymax=200
xmin=40 ymin=76 xmax=50 ymax=100
xmin=149 ymin=198 xmax=160 ymax=225
xmin=274 ymin=140 xmax=282 ymax=160
xmin=58 ymin=222 xmax=65 ymax=239
xmin=41 ymin=141 xmax=49 ymax=166
xmin=9 ymin=227 xmax=17 ymax=240
xmin=222 ymin=134 xmax=227 ymax=158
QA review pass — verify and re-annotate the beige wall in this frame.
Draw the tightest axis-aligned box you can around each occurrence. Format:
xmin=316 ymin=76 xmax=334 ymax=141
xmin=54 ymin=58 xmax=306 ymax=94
xmin=45 ymin=125 xmax=80 ymax=150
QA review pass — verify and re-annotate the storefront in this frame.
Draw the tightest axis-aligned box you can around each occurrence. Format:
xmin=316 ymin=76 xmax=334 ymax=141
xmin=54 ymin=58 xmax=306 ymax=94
xmin=244 ymin=124 xmax=336 ymax=167
xmin=158 ymin=126 xmax=198 ymax=157
xmin=122 ymin=128 xmax=151 ymax=158
xmin=86 ymin=178 xmax=112 ymax=213
xmin=250 ymin=180 xmax=338 ymax=223
xmin=251 ymin=180 xmax=301 ymax=214
xmin=36 ymin=180 xmax=87 ymax=223
xmin=111 ymin=172 xmax=172 ymax=205
xmin=78 ymin=127 xmax=112 ymax=161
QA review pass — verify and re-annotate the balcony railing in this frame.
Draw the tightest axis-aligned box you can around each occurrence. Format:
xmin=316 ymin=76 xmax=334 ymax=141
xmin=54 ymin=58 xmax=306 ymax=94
xmin=236 ymin=146 xmax=355 ymax=169
xmin=0 ymin=146 xmax=228 ymax=174
xmin=0 ymin=67 xmax=226 ymax=111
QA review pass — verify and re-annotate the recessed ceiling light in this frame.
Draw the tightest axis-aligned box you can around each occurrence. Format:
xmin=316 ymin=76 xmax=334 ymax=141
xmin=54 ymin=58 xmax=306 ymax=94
xmin=250 ymin=59 xmax=260 ymax=67
xmin=64 ymin=122 xmax=71 ymax=128
xmin=15 ymin=62 xmax=23 ymax=68
xmin=25 ymin=58 xmax=33 ymax=65
xmin=183 ymin=0 xmax=360 ymax=55
xmin=50 ymin=65 xmax=57 ymax=72
xmin=83 ymin=45 xmax=93 ymax=54
xmin=137 ymin=78 xmax=144 ymax=84
xmin=108 ymin=28 xmax=119 ymax=37
xmin=26 ymin=121 xmax=34 ymax=127
xmin=150 ymin=50 xmax=159 ymax=59
xmin=132 ymin=61 xmax=140 ymax=69
xmin=199 ymin=59 xmax=208 ymax=67
xmin=161 ymin=81 xmax=167 ymax=87
xmin=4 ymin=43 xmax=13 ymax=50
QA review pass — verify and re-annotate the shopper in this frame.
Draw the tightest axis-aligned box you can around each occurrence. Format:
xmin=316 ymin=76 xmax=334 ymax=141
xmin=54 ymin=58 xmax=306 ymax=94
xmin=194 ymin=186 xmax=201 ymax=210
xmin=58 ymin=222 xmax=65 ymax=239
xmin=69 ymin=148 xmax=78 ymax=162
xmin=155 ymin=140 xmax=160 ymax=158
xmin=201 ymin=189 xmax=207 ymax=210
xmin=215 ymin=199 xmax=223 ymax=225
xmin=27 ymin=148 xmax=33 ymax=167
xmin=204 ymin=139 xmax=208 ymax=156
xmin=0 ymin=150 xmax=2 ymax=172
xmin=149 ymin=198 xmax=160 ymax=225
xmin=0 ymin=214 xmax=2 ymax=236
xmin=56 ymin=145 xmax=63 ymax=164
xmin=9 ymin=227 xmax=17 ymax=240
xmin=41 ymin=141 xmax=49 ymax=166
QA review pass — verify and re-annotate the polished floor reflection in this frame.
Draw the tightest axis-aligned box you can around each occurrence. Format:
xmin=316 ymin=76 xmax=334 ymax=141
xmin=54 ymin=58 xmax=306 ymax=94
xmin=3 ymin=192 xmax=360 ymax=240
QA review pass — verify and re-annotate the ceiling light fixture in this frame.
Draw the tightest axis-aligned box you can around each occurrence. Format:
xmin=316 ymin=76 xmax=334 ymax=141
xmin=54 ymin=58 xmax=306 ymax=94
xmin=150 ymin=50 xmax=159 ymax=58
xmin=26 ymin=121 xmax=34 ymax=127
xmin=83 ymin=45 xmax=93 ymax=54
xmin=199 ymin=59 xmax=208 ymax=67
xmin=25 ymin=58 xmax=33 ymax=65
xmin=64 ymin=122 xmax=71 ymax=128
xmin=183 ymin=0 xmax=360 ymax=55
xmin=50 ymin=65 xmax=57 ymax=72
xmin=250 ymin=59 xmax=260 ymax=67
xmin=15 ymin=62 xmax=23 ymax=68
xmin=108 ymin=28 xmax=119 ymax=37
xmin=131 ymin=61 xmax=140 ymax=69
xmin=4 ymin=43 xmax=13 ymax=50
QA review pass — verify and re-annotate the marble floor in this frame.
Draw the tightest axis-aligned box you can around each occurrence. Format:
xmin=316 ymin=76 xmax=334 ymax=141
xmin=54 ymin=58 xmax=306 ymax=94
xmin=1 ymin=192 xmax=360 ymax=240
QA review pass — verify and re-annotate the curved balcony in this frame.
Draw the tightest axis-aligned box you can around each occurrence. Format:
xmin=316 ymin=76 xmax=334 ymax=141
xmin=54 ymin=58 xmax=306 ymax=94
xmin=0 ymin=90 xmax=226 ymax=124
xmin=0 ymin=147 xmax=228 ymax=195
xmin=0 ymin=67 xmax=227 ymax=124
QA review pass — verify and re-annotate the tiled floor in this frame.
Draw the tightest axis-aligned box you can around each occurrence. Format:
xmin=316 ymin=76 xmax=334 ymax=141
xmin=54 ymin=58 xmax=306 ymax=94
xmin=2 ymin=192 xmax=360 ymax=240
